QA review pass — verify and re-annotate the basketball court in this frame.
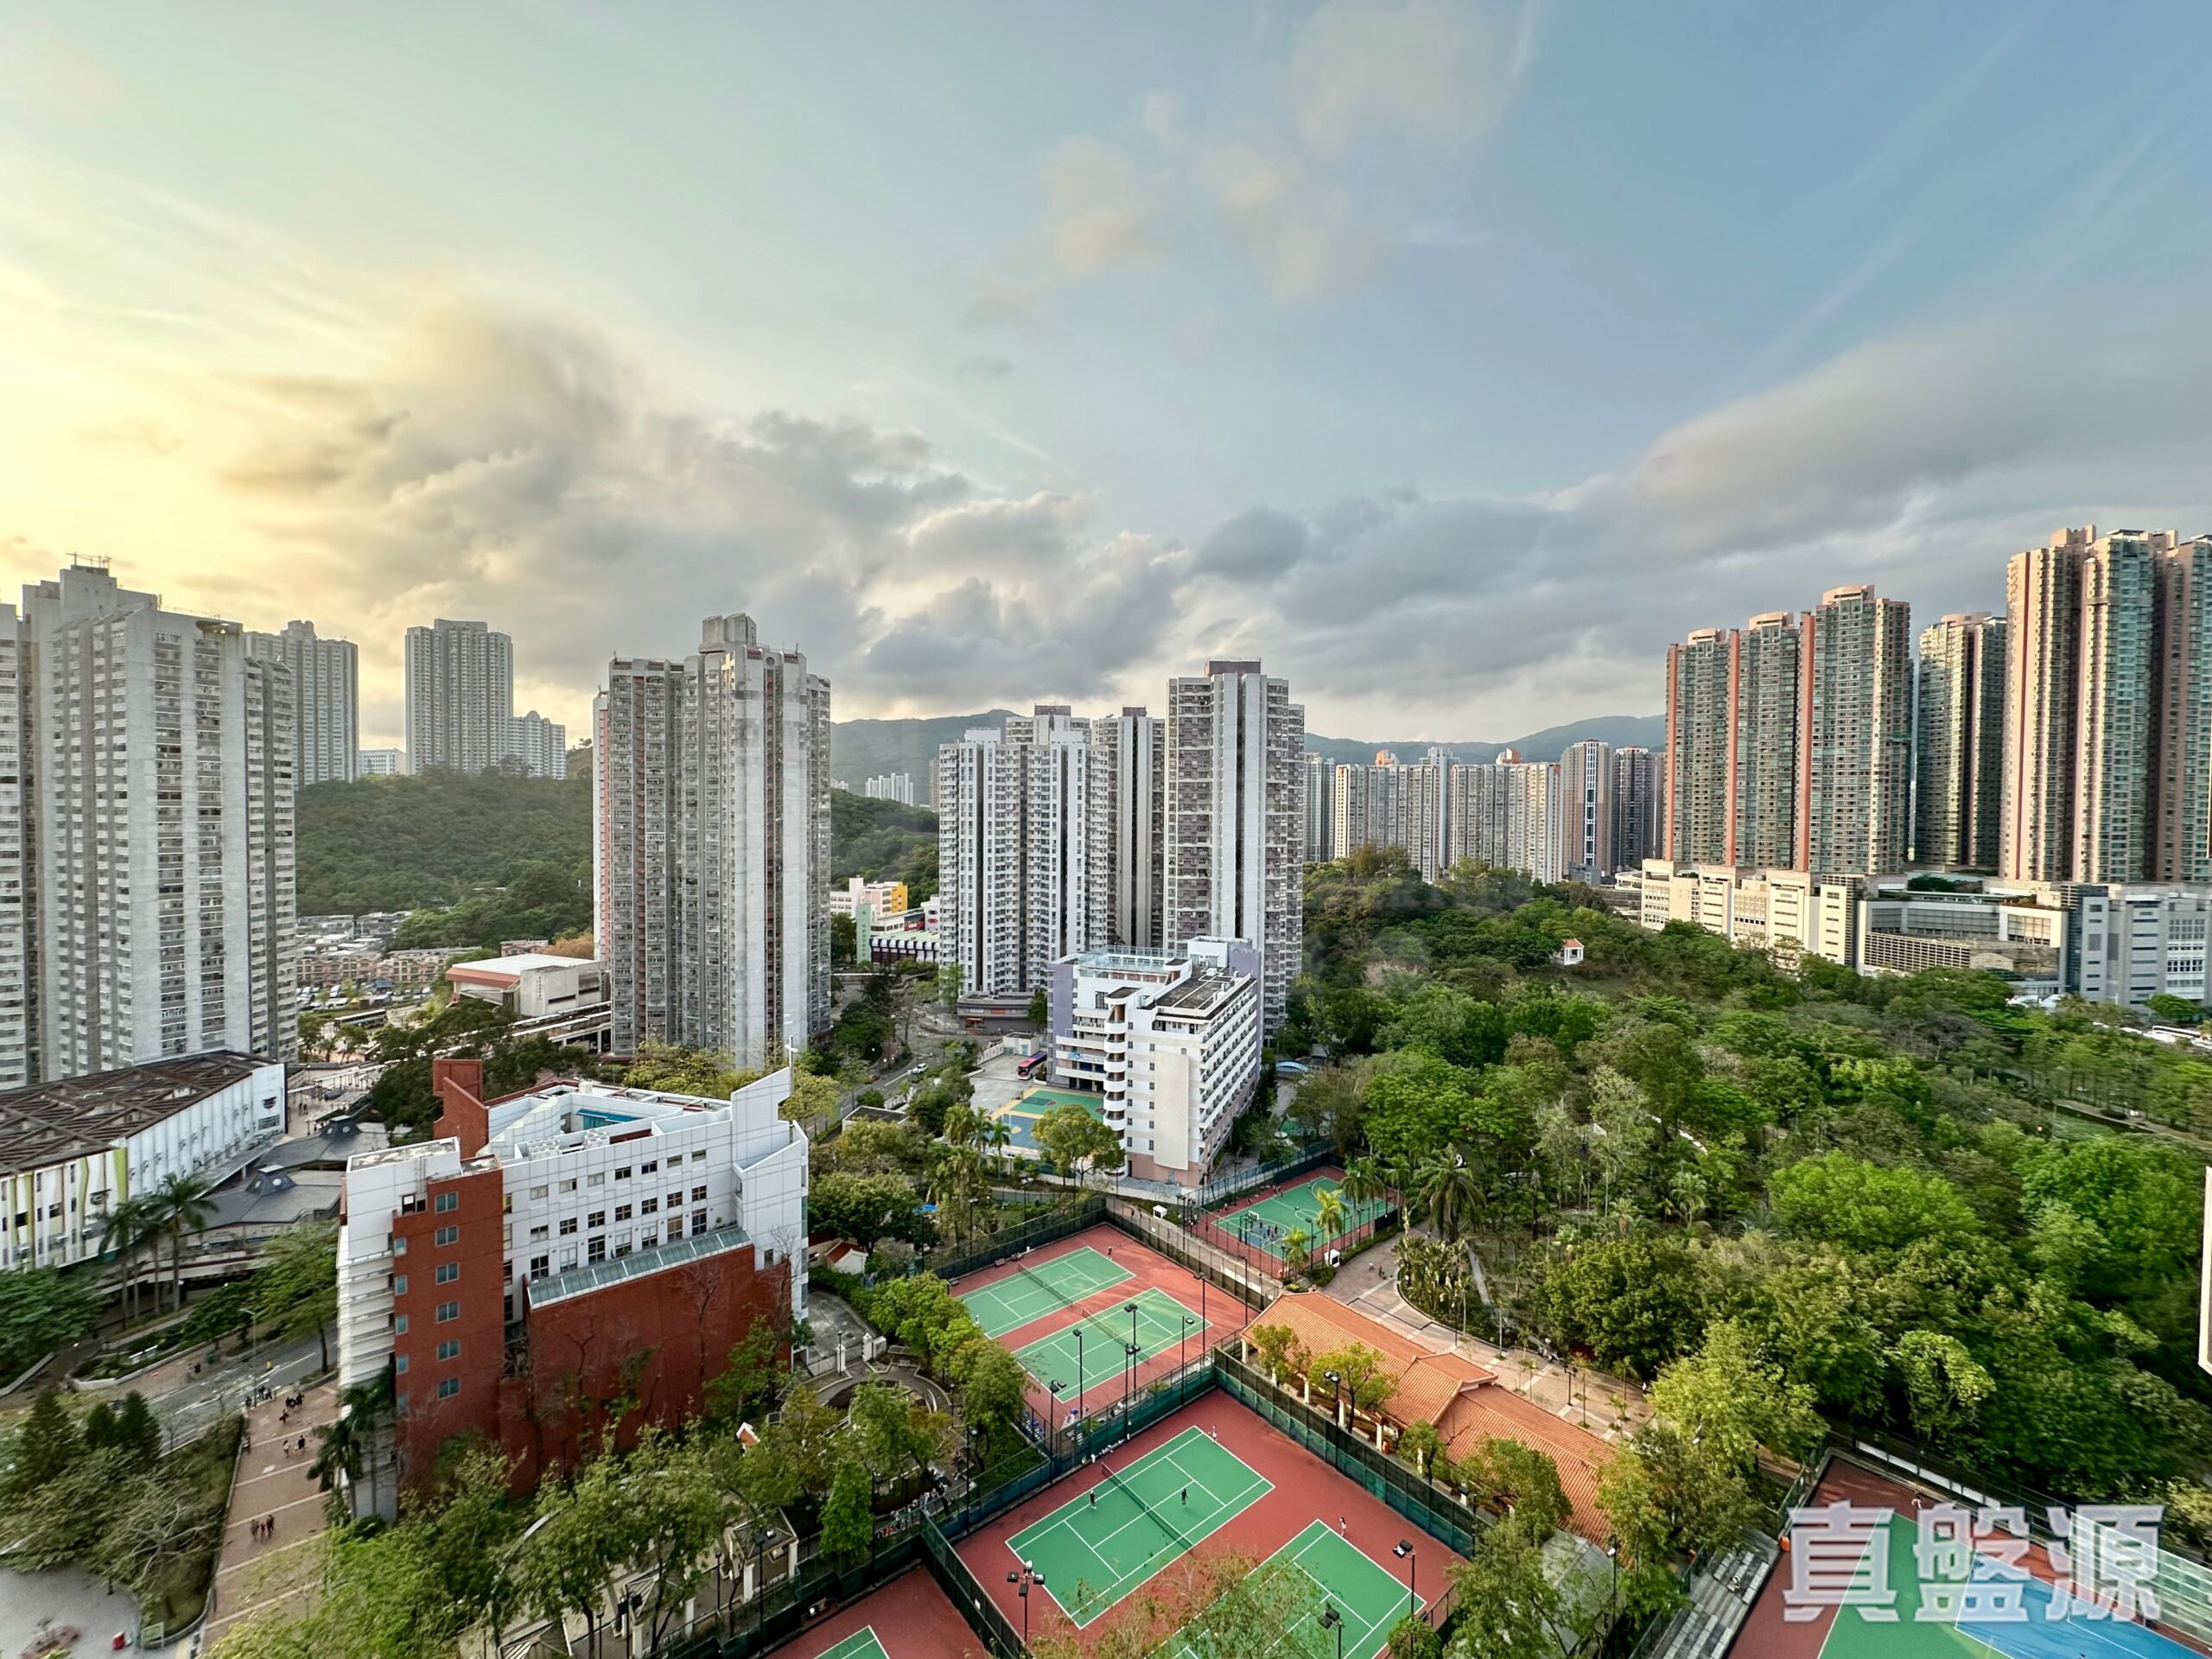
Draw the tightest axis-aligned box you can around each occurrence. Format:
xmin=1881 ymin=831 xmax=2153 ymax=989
xmin=1209 ymin=1173 xmax=1394 ymax=1261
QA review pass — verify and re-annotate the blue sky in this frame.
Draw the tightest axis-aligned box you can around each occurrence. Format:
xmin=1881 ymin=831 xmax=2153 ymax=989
xmin=2 ymin=1 xmax=2209 ymax=742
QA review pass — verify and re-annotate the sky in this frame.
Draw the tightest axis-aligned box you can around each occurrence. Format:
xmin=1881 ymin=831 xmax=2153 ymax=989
xmin=3 ymin=2 xmax=2210 ymax=747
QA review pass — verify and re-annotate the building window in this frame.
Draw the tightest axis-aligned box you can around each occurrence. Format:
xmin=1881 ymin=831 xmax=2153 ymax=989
xmin=559 ymin=1217 xmax=577 ymax=1236
xmin=641 ymin=1160 xmax=658 ymax=1175
xmin=560 ymin=1179 xmax=578 ymax=1193
xmin=436 ymin=1377 xmax=460 ymax=1400
xmin=691 ymin=1185 xmax=707 ymax=1203
xmin=529 ymin=1255 xmax=549 ymax=1279
xmin=614 ymin=1205 xmax=632 ymax=1221
xmin=392 ymin=1275 xmax=408 ymax=1297
xmin=434 ymin=1191 xmax=458 ymax=1213
xmin=615 ymin=1166 xmax=632 ymax=1181
xmin=529 ymin=1224 xmax=549 ymax=1243
xmin=435 ymin=1262 xmax=460 ymax=1285
xmin=588 ymin=1211 xmax=606 ymax=1228
xmin=436 ymin=1300 xmax=460 ymax=1323
xmin=394 ymin=1355 xmax=409 ymax=1375
xmin=691 ymin=1149 xmax=707 ymax=1163
xmin=692 ymin=1210 xmax=707 ymax=1234
xmin=641 ymin=1198 xmax=658 ymax=1215
xmin=588 ymin=1237 xmax=606 ymax=1263
xmin=435 ymin=1225 xmax=459 ymax=1247
xmin=529 ymin=1185 xmax=549 ymax=1200
xmin=391 ymin=1236 xmax=407 ymax=1255
xmin=393 ymin=1313 xmax=408 ymax=1334
xmin=436 ymin=1339 xmax=461 ymax=1361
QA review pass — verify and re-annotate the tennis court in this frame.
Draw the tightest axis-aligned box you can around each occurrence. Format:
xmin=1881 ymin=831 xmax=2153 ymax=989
xmin=1815 ymin=1510 xmax=2191 ymax=1659
xmin=816 ymin=1630 xmax=892 ymax=1659
xmin=1165 ymin=1521 xmax=1422 ymax=1659
xmin=1013 ymin=1286 xmax=1208 ymax=1404
xmin=1213 ymin=1175 xmax=1394 ymax=1260
xmin=1007 ymin=1426 xmax=1274 ymax=1627
xmin=959 ymin=1245 xmax=1133 ymax=1338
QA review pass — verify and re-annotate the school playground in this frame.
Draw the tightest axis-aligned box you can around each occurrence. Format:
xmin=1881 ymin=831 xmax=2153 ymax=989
xmin=1197 ymin=1171 xmax=1396 ymax=1268
xmin=948 ymin=1226 xmax=1251 ymax=1426
xmin=990 ymin=1087 xmax=1105 ymax=1154
xmin=1737 ymin=1457 xmax=2203 ymax=1659
xmin=957 ymin=1392 xmax=1450 ymax=1656
xmin=766 ymin=1567 xmax=985 ymax=1659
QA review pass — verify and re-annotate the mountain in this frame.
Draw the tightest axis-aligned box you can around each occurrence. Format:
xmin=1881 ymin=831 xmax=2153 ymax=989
xmin=830 ymin=710 xmax=1666 ymax=786
xmin=829 ymin=710 xmax=1016 ymax=791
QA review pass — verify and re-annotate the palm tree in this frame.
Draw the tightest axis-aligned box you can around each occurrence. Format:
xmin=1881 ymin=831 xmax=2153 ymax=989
xmin=314 ymin=1369 xmax=396 ymax=1517
xmin=98 ymin=1194 xmax=162 ymax=1325
xmin=1282 ymin=1226 xmax=1313 ymax=1275
xmin=984 ymin=1116 xmax=1014 ymax=1181
xmin=150 ymin=1173 xmax=218 ymax=1313
xmin=1338 ymin=1158 xmax=1391 ymax=1218
xmin=1312 ymin=1185 xmax=1348 ymax=1247
xmin=1413 ymin=1154 xmax=1481 ymax=1244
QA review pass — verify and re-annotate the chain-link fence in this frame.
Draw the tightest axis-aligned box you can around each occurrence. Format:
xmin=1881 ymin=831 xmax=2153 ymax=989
xmin=1213 ymin=1349 xmax=1484 ymax=1556
xmin=1105 ymin=1198 xmax=1277 ymax=1313
xmin=915 ymin=1192 xmax=1107 ymax=1281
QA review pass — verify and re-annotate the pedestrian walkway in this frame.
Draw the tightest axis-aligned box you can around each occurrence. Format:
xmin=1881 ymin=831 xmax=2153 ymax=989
xmin=201 ymin=1376 xmax=341 ymax=1648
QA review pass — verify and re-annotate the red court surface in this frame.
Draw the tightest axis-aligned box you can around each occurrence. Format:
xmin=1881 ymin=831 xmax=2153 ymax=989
xmin=766 ymin=1566 xmax=986 ymax=1659
xmin=956 ymin=1390 xmax=1463 ymax=1654
xmin=1735 ymin=1457 xmax=2210 ymax=1659
xmin=948 ymin=1224 xmax=1256 ymax=1428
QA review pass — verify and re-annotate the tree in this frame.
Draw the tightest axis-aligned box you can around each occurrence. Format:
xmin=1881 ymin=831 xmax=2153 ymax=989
xmin=1457 ymin=1438 xmax=1571 ymax=1535
xmin=1412 ymin=1155 xmax=1481 ymax=1243
xmin=113 ymin=1390 xmax=163 ymax=1462
xmin=1027 ymin=986 xmax=1049 ymax=1026
xmin=98 ymin=1193 xmax=163 ymax=1326
xmin=6 ymin=1386 xmax=82 ymax=1497
xmin=1648 ymin=1320 xmax=1821 ymax=1474
xmin=705 ymin=1312 xmax=788 ymax=1426
xmin=950 ymin=1333 xmax=1030 ymax=1452
xmin=1246 ymin=1323 xmax=1306 ymax=1384
xmin=257 ymin=1223 xmax=340 ymax=1370
xmin=413 ymin=1441 xmax=524 ymax=1653
xmin=1033 ymin=1102 xmax=1126 ymax=1183
xmin=1890 ymin=1330 xmax=1993 ymax=1447
xmin=312 ymin=1370 xmax=396 ymax=1517
xmin=1598 ymin=1422 xmax=1755 ymax=1571
xmin=0 ymin=1266 xmax=99 ymax=1377
xmin=1533 ymin=1235 xmax=1705 ymax=1381
xmin=150 ymin=1171 xmax=218 ymax=1313
xmin=1305 ymin=1343 xmax=1395 ymax=1417
xmin=821 ymin=1458 xmax=874 ymax=1566
xmin=2145 ymin=993 xmax=2202 ymax=1026
xmin=810 ymin=1170 xmax=931 ymax=1250
xmin=1448 ymin=1510 xmax=1579 ymax=1659
xmin=1313 ymin=1185 xmax=1349 ymax=1244
xmin=1398 ymin=1421 xmax=1443 ymax=1478
xmin=1767 ymin=1152 xmax=1980 ymax=1255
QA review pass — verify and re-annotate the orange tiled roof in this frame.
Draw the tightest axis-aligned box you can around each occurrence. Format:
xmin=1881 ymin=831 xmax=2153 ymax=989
xmin=1250 ymin=1293 xmax=1493 ymax=1426
xmin=1437 ymin=1384 xmax=1617 ymax=1544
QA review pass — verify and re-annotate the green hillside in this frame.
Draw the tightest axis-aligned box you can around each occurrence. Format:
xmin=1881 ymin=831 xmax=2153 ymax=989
xmin=296 ymin=769 xmax=592 ymax=918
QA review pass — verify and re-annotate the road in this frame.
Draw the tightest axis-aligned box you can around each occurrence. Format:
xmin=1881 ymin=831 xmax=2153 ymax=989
xmin=118 ymin=1332 xmax=329 ymax=1452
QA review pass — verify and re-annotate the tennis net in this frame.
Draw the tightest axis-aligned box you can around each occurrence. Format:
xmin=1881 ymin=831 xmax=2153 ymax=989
xmin=1098 ymin=1458 xmax=1200 ymax=1560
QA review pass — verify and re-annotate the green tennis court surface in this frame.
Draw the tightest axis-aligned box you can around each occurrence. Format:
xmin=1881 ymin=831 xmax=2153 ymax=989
xmin=1166 ymin=1522 xmax=1421 ymax=1659
xmin=1216 ymin=1177 xmax=1393 ymax=1259
xmin=994 ymin=1090 xmax=1105 ymax=1153
xmin=1014 ymin=1286 xmax=1207 ymax=1395
xmin=960 ymin=1247 xmax=1133 ymax=1338
xmin=1007 ymin=1426 xmax=1273 ymax=1626
xmin=816 ymin=1630 xmax=890 ymax=1659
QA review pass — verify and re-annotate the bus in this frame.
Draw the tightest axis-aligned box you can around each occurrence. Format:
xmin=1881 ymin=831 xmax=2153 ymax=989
xmin=1017 ymin=1052 xmax=1048 ymax=1080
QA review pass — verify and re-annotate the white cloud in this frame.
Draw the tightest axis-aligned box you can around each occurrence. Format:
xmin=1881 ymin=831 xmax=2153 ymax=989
xmin=1284 ymin=0 xmax=1502 ymax=158
xmin=1042 ymin=137 xmax=1169 ymax=274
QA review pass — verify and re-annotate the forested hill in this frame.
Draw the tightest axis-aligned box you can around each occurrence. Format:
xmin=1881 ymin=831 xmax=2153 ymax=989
xmin=296 ymin=769 xmax=592 ymax=916
xmin=296 ymin=770 xmax=937 ymax=921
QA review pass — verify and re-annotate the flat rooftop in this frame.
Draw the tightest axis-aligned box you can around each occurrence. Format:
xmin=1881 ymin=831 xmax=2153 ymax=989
xmin=1152 ymin=969 xmax=1248 ymax=1017
xmin=448 ymin=952 xmax=597 ymax=979
xmin=0 ymin=1052 xmax=273 ymax=1176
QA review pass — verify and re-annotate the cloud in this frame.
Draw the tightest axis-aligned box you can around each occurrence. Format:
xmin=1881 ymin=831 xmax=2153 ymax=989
xmin=1042 ymin=137 xmax=1169 ymax=274
xmin=992 ymin=0 xmax=1510 ymax=312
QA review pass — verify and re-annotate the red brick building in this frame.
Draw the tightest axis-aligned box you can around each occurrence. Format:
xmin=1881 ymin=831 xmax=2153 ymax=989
xmin=337 ymin=1058 xmax=809 ymax=1503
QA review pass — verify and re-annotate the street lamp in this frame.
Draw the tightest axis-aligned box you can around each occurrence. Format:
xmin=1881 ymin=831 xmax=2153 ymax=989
xmin=1324 ymin=1368 xmax=1344 ymax=1429
xmin=1048 ymin=1379 xmax=1066 ymax=1441
xmin=1319 ymin=1603 xmax=1343 ymax=1659
xmin=1181 ymin=1313 xmax=1196 ymax=1371
xmin=1607 ymin=1541 xmax=1620 ymax=1629
xmin=1075 ymin=1325 xmax=1085 ymax=1430
xmin=1393 ymin=1540 xmax=1418 ymax=1624
xmin=1007 ymin=1561 xmax=1047 ymax=1646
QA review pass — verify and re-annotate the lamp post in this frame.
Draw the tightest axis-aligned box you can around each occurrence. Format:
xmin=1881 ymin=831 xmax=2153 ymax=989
xmin=1075 ymin=1325 xmax=1085 ymax=1428
xmin=1048 ymin=1379 xmax=1066 ymax=1444
xmin=1607 ymin=1541 xmax=1620 ymax=1630
xmin=1007 ymin=1561 xmax=1047 ymax=1646
xmin=1319 ymin=1604 xmax=1343 ymax=1659
xmin=1393 ymin=1540 xmax=1418 ymax=1624
xmin=1125 ymin=1300 xmax=1141 ymax=1412
xmin=1324 ymin=1368 xmax=1344 ymax=1430
xmin=1181 ymin=1313 xmax=1196 ymax=1371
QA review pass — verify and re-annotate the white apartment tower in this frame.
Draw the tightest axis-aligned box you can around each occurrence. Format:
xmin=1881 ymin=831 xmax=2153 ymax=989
xmin=1301 ymin=751 xmax=1332 ymax=864
xmin=507 ymin=711 xmax=569 ymax=780
xmin=404 ymin=619 xmax=514 ymax=775
xmin=1096 ymin=708 xmax=1165 ymax=948
xmin=937 ymin=709 xmax=1109 ymax=997
xmin=593 ymin=613 xmax=830 ymax=1069
xmin=1163 ymin=661 xmax=1305 ymax=1037
xmin=248 ymin=620 xmax=359 ymax=786
xmin=4 ymin=566 xmax=297 ymax=1085
xmin=1798 ymin=585 xmax=1913 ymax=877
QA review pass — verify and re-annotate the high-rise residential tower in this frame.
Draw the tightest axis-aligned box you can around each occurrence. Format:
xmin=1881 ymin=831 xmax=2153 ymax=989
xmin=1664 ymin=629 xmax=1732 ymax=862
xmin=1097 ymin=708 xmax=1165 ymax=947
xmin=1732 ymin=613 xmax=1802 ymax=869
xmin=1332 ymin=753 xmax=1411 ymax=867
xmin=248 ymin=620 xmax=359 ymax=786
xmin=506 ymin=711 xmax=569 ymax=779
xmin=1559 ymin=740 xmax=1611 ymax=878
xmin=1797 ymin=585 xmax=1912 ymax=876
xmin=1608 ymin=747 xmax=1660 ymax=872
xmin=404 ymin=619 xmax=514 ymax=775
xmin=1163 ymin=660 xmax=1305 ymax=1036
xmin=592 ymin=613 xmax=830 ymax=1069
xmin=1915 ymin=613 xmax=2007 ymax=869
xmin=2000 ymin=528 xmax=2211 ymax=886
xmin=1405 ymin=748 xmax=1453 ymax=882
xmin=6 ymin=565 xmax=297 ymax=1084
xmin=2001 ymin=529 xmax=2092 ymax=882
xmin=1301 ymin=751 xmax=1332 ymax=864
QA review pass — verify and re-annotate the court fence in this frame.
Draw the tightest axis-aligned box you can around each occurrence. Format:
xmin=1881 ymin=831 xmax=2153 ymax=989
xmin=921 ymin=1516 xmax=1023 ymax=1659
xmin=1190 ymin=1141 xmax=1338 ymax=1210
xmin=1104 ymin=1198 xmax=1277 ymax=1314
xmin=1186 ymin=1203 xmax=1397 ymax=1284
xmin=1213 ymin=1348 xmax=1484 ymax=1558
xmin=916 ymin=1192 xmax=1107 ymax=1282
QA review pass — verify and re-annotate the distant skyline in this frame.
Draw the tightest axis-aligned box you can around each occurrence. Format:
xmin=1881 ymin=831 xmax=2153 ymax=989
xmin=3 ymin=3 xmax=2210 ymax=747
